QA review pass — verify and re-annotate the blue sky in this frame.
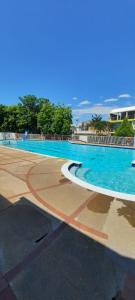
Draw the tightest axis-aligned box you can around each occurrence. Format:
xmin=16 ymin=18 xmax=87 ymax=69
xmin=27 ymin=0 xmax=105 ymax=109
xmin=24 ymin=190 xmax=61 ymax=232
xmin=0 ymin=0 xmax=135 ymax=123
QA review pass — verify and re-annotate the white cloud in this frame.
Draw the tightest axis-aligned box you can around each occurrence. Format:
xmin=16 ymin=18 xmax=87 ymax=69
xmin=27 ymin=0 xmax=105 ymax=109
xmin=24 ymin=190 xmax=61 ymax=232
xmin=95 ymin=103 xmax=103 ymax=106
xmin=72 ymin=97 xmax=78 ymax=100
xmin=78 ymin=100 xmax=90 ymax=106
xmin=72 ymin=105 xmax=111 ymax=117
xmin=67 ymin=103 xmax=72 ymax=106
xmin=118 ymin=93 xmax=132 ymax=98
xmin=104 ymin=98 xmax=118 ymax=103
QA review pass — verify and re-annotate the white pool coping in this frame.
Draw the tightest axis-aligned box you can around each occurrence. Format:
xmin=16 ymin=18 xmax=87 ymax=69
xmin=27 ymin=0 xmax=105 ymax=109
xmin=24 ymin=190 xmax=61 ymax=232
xmin=61 ymin=161 xmax=135 ymax=202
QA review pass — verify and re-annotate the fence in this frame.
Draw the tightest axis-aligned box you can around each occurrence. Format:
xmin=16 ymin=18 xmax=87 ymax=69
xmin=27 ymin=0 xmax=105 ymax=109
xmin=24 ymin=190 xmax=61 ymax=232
xmin=43 ymin=134 xmax=71 ymax=140
xmin=18 ymin=133 xmax=42 ymax=140
xmin=0 ymin=132 xmax=71 ymax=141
xmin=72 ymin=134 xmax=134 ymax=147
xmin=0 ymin=132 xmax=134 ymax=146
xmin=0 ymin=132 xmax=16 ymax=140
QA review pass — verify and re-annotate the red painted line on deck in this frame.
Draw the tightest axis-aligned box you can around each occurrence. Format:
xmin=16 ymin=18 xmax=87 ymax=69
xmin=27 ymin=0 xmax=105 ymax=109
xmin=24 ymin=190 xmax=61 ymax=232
xmin=0 ymin=160 xmax=27 ymax=166
xmin=70 ymin=219 xmax=108 ymax=239
xmin=26 ymin=165 xmax=108 ymax=240
xmin=27 ymin=174 xmax=69 ymax=221
xmin=70 ymin=192 xmax=96 ymax=219
xmin=0 ymin=167 xmax=27 ymax=183
xmin=0 ymin=149 xmax=108 ymax=241
xmin=29 ymin=171 xmax=60 ymax=175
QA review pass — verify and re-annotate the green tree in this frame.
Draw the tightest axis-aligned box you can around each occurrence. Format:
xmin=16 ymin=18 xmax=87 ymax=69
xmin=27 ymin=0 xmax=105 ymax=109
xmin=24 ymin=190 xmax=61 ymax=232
xmin=37 ymin=101 xmax=54 ymax=134
xmin=115 ymin=118 xmax=134 ymax=137
xmin=90 ymin=114 xmax=102 ymax=133
xmin=91 ymin=114 xmax=102 ymax=125
xmin=0 ymin=105 xmax=6 ymax=131
xmin=0 ymin=95 xmax=72 ymax=134
xmin=1 ymin=106 xmax=18 ymax=132
xmin=19 ymin=95 xmax=38 ymax=112
xmin=16 ymin=105 xmax=28 ymax=133
xmin=38 ymin=98 xmax=50 ymax=111
xmin=93 ymin=120 xmax=107 ymax=134
xmin=18 ymin=95 xmax=39 ymax=133
xmin=51 ymin=106 xmax=72 ymax=135
xmin=94 ymin=120 xmax=113 ymax=134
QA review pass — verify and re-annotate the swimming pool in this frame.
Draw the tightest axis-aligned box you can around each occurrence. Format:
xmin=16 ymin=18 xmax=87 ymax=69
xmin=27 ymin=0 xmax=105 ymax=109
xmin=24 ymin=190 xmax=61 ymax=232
xmin=1 ymin=140 xmax=135 ymax=198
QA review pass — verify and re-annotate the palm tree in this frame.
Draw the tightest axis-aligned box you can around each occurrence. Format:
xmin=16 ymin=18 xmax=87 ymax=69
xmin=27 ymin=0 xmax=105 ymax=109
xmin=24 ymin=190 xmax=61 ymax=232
xmin=91 ymin=114 xmax=102 ymax=124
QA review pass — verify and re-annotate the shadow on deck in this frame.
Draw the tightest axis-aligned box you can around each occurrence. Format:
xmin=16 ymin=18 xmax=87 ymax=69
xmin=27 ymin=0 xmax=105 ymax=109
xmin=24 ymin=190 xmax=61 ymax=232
xmin=0 ymin=194 xmax=135 ymax=299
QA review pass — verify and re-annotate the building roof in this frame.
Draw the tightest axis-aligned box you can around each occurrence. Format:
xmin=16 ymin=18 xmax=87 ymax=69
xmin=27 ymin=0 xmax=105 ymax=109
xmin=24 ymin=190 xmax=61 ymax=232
xmin=110 ymin=106 xmax=135 ymax=114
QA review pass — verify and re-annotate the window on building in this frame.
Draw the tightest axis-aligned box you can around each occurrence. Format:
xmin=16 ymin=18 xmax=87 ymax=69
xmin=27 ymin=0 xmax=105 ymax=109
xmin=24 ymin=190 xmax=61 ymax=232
xmin=121 ymin=112 xmax=126 ymax=120
xmin=128 ymin=111 xmax=135 ymax=119
xmin=110 ymin=114 xmax=117 ymax=121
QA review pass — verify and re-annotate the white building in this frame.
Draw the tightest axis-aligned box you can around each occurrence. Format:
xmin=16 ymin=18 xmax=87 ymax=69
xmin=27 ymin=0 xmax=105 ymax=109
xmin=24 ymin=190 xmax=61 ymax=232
xmin=109 ymin=106 xmax=135 ymax=130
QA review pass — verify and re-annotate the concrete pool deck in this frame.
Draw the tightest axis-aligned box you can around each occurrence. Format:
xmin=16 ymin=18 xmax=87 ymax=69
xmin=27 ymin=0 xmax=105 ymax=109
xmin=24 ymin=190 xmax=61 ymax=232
xmin=0 ymin=146 xmax=135 ymax=299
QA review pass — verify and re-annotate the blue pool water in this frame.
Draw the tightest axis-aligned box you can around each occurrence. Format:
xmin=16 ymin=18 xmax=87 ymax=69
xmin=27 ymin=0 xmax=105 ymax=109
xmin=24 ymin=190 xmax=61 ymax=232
xmin=1 ymin=140 xmax=135 ymax=195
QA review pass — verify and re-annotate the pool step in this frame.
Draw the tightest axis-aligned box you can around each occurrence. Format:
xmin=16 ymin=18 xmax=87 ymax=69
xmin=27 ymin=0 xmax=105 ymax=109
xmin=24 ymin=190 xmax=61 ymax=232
xmin=75 ymin=167 xmax=90 ymax=180
xmin=131 ymin=160 xmax=135 ymax=167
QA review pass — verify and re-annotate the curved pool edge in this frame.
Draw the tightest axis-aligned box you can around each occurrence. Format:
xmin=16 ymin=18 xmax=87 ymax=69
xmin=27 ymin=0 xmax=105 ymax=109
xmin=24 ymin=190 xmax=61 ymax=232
xmin=61 ymin=160 xmax=135 ymax=202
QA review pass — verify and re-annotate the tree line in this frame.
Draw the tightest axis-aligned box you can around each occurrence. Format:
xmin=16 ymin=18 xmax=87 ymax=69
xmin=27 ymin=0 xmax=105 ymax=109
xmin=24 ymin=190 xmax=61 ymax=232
xmin=0 ymin=95 xmax=72 ymax=134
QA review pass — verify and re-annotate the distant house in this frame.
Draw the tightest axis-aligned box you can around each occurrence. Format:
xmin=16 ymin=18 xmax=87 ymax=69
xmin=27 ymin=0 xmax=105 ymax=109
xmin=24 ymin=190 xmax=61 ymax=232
xmin=109 ymin=106 xmax=135 ymax=130
xmin=72 ymin=121 xmax=96 ymax=135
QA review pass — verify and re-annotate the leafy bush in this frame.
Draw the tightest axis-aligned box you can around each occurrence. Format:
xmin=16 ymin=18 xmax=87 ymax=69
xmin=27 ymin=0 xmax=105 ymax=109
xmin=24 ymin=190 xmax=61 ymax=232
xmin=115 ymin=118 xmax=134 ymax=137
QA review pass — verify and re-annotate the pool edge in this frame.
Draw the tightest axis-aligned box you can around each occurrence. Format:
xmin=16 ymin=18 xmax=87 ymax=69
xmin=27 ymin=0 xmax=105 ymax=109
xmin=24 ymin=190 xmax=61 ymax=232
xmin=61 ymin=161 xmax=135 ymax=202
